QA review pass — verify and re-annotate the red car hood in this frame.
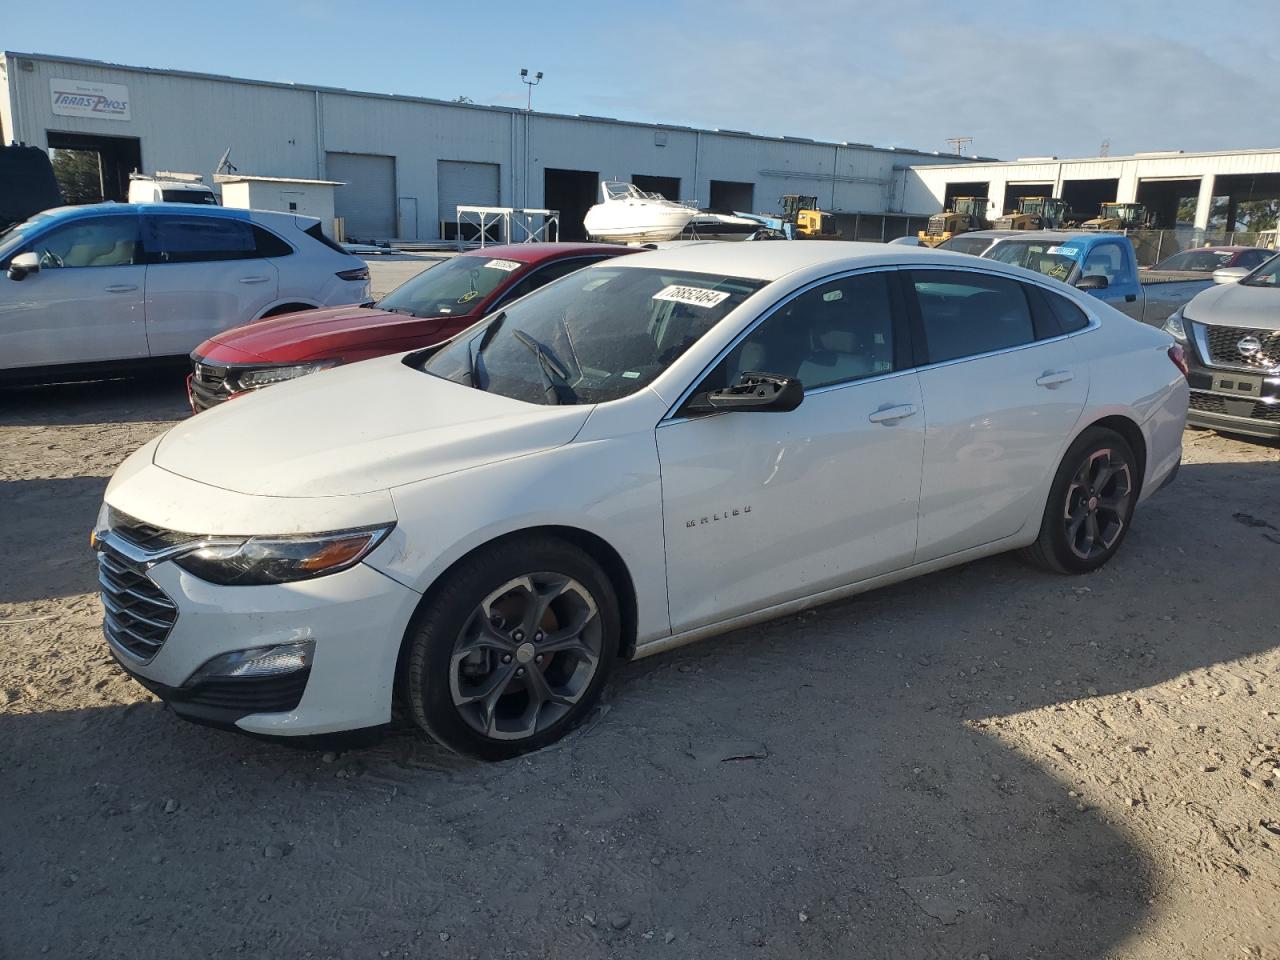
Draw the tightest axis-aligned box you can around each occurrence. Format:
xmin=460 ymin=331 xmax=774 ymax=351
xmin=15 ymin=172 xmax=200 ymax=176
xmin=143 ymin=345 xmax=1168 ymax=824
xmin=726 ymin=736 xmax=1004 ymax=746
xmin=199 ymin=305 xmax=475 ymax=363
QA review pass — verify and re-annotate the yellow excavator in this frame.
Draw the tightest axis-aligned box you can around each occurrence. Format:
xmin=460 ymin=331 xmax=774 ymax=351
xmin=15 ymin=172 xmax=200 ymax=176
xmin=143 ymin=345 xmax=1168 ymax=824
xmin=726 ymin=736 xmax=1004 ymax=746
xmin=782 ymin=195 xmax=840 ymax=238
xmin=919 ymin=196 xmax=990 ymax=247
xmin=1082 ymin=202 xmax=1149 ymax=230
xmin=993 ymin=197 xmax=1070 ymax=231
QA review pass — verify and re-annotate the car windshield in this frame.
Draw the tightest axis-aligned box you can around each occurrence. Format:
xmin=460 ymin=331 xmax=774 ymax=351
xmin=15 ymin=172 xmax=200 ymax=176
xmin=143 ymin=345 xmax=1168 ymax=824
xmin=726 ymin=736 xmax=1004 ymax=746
xmin=1241 ymin=255 xmax=1280 ymax=287
xmin=938 ymin=236 xmax=991 ymax=255
xmin=985 ymin=239 xmax=1078 ymax=280
xmin=421 ymin=265 xmax=764 ymax=406
xmin=377 ymin=255 xmax=529 ymax=317
xmin=0 ymin=212 xmax=54 ymax=262
xmin=160 ymin=189 xmax=218 ymax=204
xmin=1152 ymin=249 xmax=1233 ymax=271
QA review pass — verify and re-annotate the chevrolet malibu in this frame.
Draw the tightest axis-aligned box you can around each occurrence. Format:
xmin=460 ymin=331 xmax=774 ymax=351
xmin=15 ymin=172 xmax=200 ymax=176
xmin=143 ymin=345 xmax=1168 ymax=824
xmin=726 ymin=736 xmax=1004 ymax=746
xmin=94 ymin=242 xmax=1188 ymax=759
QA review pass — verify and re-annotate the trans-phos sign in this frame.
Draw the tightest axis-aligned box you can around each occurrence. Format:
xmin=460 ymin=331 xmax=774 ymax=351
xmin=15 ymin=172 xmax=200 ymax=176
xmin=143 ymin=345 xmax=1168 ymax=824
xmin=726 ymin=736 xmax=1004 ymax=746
xmin=50 ymin=79 xmax=131 ymax=121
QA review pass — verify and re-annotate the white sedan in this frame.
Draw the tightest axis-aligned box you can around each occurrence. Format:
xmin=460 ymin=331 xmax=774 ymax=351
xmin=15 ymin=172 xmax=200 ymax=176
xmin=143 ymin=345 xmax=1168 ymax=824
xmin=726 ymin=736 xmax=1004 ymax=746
xmin=93 ymin=242 xmax=1188 ymax=758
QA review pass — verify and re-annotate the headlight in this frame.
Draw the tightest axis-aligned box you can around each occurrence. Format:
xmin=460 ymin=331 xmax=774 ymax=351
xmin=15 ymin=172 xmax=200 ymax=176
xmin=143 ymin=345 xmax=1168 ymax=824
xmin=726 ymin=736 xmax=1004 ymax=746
xmin=1162 ymin=309 xmax=1188 ymax=342
xmin=233 ymin=360 xmax=339 ymax=391
xmin=173 ymin=524 xmax=393 ymax=586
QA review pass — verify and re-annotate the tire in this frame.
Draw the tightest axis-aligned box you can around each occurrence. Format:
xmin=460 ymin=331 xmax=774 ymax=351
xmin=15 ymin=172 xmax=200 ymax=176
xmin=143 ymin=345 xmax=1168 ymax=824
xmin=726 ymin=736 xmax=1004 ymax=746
xmin=404 ymin=535 xmax=620 ymax=760
xmin=1021 ymin=427 xmax=1139 ymax=575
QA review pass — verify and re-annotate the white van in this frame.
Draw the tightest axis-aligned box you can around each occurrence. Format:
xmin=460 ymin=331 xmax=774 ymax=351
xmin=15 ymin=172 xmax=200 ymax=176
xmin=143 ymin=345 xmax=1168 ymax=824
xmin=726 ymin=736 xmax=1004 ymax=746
xmin=127 ymin=172 xmax=218 ymax=205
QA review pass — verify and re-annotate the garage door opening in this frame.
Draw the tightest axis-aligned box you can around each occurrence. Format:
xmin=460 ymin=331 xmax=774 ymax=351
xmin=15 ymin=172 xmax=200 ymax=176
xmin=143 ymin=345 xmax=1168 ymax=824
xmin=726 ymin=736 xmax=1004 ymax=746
xmin=632 ymin=175 xmax=681 ymax=201
xmin=1000 ymin=182 xmax=1053 ymax=215
xmin=1135 ymin=179 xmax=1201 ymax=230
xmin=544 ymin=168 xmax=599 ymax=241
xmin=1061 ymin=179 xmax=1119 ymax=224
xmin=438 ymin=160 xmax=501 ymax=241
xmin=708 ymin=180 xmax=753 ymax=212
xmin=942 ymin=181 xmax=989 ymax=211
xmin=326 ymin=152 xmax=397 ymax=241
xmin=46 ymin=131 xmax=141 ymax=204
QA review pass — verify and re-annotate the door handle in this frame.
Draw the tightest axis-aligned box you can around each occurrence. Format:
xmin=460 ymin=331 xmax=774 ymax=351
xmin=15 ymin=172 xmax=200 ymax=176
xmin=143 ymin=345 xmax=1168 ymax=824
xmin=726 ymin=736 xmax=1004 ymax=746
xmin=1125 ymin=294 xmax=1137 ymax=302
xmin=1036 ymin=370 xmax=1074 ymax=388
xmin=104 ymin=284 xmax=138 ymax=293
xmin=867 ymin=403 xmax=917 ymax=424
xmin=238 ymin=276 xmax=270 ymax=284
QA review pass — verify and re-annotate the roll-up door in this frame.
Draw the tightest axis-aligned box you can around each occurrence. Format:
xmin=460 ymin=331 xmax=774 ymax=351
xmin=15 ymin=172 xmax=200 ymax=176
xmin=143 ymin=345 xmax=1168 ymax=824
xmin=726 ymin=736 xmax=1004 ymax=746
xmin=326 ymin=152 xmax=396 ymax=239
xmin=438 ymin=160 xmax=501 ymax=240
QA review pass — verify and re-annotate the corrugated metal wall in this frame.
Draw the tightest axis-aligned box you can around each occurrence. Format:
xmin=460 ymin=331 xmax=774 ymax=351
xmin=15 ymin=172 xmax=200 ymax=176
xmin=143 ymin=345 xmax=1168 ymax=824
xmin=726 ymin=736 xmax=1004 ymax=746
xmin=0 ymin=52 xmax=974 ymax=241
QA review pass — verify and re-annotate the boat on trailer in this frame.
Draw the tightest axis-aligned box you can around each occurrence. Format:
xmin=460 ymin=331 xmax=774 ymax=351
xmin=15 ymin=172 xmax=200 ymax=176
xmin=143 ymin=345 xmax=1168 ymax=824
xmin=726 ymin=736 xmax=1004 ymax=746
xmin=583 ymin=181 xmax=699 ymax=243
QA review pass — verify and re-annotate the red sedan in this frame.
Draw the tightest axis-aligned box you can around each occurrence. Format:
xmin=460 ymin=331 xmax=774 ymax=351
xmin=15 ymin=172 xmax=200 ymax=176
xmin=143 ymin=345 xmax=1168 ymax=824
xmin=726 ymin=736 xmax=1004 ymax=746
xmin=1146 ymin=245 xmax=1274 ymax=273
xmin=188 ymin=242 xmax=635 ymax=411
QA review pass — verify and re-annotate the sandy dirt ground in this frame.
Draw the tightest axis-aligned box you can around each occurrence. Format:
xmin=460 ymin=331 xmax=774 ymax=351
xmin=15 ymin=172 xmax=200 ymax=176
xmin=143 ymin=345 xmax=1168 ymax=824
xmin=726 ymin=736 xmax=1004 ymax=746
xmin=1 ymin=322 xmax=1278 ymax=959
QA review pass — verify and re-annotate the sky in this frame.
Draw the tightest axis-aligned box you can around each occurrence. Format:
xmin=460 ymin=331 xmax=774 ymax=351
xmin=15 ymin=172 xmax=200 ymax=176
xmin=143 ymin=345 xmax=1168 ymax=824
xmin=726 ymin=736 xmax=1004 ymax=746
xmin=7 ymin=0 xmax=1278 ymax=160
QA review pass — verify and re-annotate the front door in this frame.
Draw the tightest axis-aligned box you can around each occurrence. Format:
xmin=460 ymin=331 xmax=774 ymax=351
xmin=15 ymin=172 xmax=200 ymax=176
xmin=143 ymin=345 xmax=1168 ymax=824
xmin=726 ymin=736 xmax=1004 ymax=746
xmin=657 ymin=270 xmax=925 ymax=633
xmin=0 ymin=214 xmax=146 ymax=369
xmin=141 ymin=214 xmax=279 ymax=357
xmin=905 ymin=268 xmax=1090 ymax=561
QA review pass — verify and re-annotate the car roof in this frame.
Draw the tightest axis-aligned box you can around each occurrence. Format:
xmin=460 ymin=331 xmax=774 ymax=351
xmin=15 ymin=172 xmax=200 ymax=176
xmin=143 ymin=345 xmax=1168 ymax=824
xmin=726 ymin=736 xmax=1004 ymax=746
xmin=33 ymin=202 xmax=254 ymax=222
xmin=612 ymin=239 xmax=1028 ymax=282
xmin=457 ymin=241 xmax=634 ymax=265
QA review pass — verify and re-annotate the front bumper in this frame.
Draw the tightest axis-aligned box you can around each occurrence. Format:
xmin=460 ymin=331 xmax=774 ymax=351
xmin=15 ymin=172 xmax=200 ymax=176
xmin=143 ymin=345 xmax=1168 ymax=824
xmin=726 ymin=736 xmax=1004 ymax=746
xmin=102 ymin=554 xmax=422 ymax=736
xmin=1184 ymin=355 xmax=1280 ymax=440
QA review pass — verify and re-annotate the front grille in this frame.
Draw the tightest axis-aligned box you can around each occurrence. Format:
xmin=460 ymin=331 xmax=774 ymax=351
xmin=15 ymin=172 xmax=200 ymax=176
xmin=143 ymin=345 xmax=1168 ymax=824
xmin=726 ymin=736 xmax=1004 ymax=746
xmin=1199 ymin=323 xmax=1280 ymax=371
xmin=190 ymin=362 xmax=232 ymax=411
xmin=1189 ymin=391 xmax=1280 ymax=422
xmin=110 ymin=509 xmax=194 ymax=551
xmin=98 ymin=546 xmax=178 ymax=661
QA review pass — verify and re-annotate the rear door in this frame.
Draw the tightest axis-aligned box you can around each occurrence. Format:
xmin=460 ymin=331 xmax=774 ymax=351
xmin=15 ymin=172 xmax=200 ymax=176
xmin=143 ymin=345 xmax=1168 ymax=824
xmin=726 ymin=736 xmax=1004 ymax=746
xmin=907 ymin=268 xmax=1089 ymax=562
xmin=1078 ymin=239 xmax=1141 ymax=319
xmin=0 ymin=214 xmax=147 ymax=368
xmin=141 ymin=214 xmax=280 ymax=357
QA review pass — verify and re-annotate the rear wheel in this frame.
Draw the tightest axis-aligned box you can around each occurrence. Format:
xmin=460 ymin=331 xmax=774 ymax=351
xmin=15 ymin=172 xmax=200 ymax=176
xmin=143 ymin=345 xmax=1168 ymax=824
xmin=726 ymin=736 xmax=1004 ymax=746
xmin=1021 ymin=427 xmax=1139 ymax=574
xmin=404 ymin=536 xmax=619 ymax=760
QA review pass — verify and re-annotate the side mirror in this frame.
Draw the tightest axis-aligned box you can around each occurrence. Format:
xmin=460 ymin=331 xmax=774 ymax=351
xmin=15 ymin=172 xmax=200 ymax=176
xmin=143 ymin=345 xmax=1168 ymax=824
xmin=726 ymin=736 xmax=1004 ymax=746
xmin=1213 ymin=267 xmax=1249 ymax=285
xmin=7 ymin=251 xmax=40 ymax=282
xmin=707 ymin=372 xmax=804 ymax=413
xmin=1076 ymin=274 xmax=1109 ymax=291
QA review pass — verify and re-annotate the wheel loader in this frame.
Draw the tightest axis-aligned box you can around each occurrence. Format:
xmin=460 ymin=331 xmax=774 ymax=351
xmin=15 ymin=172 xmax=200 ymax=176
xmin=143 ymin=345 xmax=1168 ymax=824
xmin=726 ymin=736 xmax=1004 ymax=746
xmin=918 ymin=196 xmax=990 ymax=247
xmin=1082 ymin=202 xmax=1149 ymax=231
xmin=993 ymin=197 xmax=1069 ymax=231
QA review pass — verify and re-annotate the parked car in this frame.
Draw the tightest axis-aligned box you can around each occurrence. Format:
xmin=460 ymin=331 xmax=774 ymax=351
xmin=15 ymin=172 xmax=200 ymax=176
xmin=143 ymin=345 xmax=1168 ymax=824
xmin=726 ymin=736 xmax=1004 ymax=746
xmin=1146 ymin=245 xmax=1274 ymax=274
xmin=1163 ymin=254 xmax=1280 ymax=439
xmin=969 ymin=230 xmax=1215 ymax=327
xmin=0 ymin=203 xmax=369 ymax=382
xmin=187 ymin=242 xmax=636 ymax=411
xmin=93 ymin=242 xmax=1187 ymax=758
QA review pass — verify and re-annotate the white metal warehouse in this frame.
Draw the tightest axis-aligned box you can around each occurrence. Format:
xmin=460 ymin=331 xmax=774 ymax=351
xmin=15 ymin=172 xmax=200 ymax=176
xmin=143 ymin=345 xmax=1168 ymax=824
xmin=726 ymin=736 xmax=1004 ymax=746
xmin=904 ymin=149 xmax=1280 ymax=234
xmin=1 ymin=50 xmax=977 ymax=243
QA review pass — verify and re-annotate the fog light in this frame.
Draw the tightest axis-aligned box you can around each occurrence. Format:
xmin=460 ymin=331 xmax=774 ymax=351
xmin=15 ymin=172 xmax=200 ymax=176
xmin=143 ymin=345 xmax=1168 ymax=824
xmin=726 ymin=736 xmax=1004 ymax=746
xmin=188 ymin=640 xmax=315 ymax=684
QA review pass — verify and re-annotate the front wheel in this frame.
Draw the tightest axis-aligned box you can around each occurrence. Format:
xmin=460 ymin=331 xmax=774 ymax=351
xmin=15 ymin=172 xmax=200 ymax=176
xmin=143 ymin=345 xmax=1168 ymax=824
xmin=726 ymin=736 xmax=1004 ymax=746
xmin=403 ymin=536 xmax=620 ymax=760
xmin=1021 ymin=427 xmax=1139 ymax=574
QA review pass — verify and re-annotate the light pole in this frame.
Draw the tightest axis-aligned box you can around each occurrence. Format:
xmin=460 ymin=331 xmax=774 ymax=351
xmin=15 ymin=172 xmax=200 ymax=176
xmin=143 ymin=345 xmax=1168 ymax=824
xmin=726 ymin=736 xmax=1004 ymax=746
xmin=519 ymin=68 xmax=543 ymax=112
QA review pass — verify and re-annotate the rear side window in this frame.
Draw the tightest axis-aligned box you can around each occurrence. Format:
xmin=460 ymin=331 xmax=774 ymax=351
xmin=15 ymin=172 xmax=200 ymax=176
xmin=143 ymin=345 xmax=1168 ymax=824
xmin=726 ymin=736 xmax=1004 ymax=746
xmin=1039 ymin=287 xmax=1091 ymax=333
xmin=1082 ymin=242 xmax=1125 ymax=283
xmin=910 ymin=270 xmax=1035 ymax=364
xmin=253 ymin=226 xmax=294 ymax=258
xmin=304 ymin=222 xmax=349 ymax=255
xmin=144 ymin=215 xmax=256 ymax=263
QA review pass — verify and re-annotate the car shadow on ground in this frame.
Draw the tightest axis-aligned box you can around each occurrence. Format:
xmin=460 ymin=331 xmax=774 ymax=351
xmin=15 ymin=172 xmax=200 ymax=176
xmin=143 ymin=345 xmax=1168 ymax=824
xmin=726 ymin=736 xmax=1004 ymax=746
xmin=2 ymin=459 xmax=1276 ymax=958
xmin=0 ymin=369 xmax=190 ymax=427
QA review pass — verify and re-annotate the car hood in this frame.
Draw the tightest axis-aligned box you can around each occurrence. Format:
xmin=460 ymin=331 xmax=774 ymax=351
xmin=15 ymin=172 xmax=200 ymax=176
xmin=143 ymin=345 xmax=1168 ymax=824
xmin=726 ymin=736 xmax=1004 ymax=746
xmin=204 ymin=305 xmax=472 ymax=361
xmin=1184 ymin=281 xmax=1280 ymax=331
xmin=154 ymin=353 xmax=593 ymax=497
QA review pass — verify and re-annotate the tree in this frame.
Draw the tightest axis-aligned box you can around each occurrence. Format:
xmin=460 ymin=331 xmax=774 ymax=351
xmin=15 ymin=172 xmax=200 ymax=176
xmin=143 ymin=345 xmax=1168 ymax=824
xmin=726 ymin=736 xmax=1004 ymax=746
xmin=49 ymin=149 xmax=104 ymax=204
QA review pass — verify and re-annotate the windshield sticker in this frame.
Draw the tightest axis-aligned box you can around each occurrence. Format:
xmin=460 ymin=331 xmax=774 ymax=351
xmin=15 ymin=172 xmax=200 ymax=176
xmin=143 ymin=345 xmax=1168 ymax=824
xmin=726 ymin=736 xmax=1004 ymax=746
xmin=652 ymin=284 xmax=730 ymax=308
xmin=621 ymin=370 xmax=641 ymax=379
xmin=1056 ymin=245 xmax=1083 ymax=258
xmin=484 ymin=258 xmax=522 ymax=272
xmin=1047 ymin=246 xmax=1064 ymax=254
xmin=822 ymin=290 xmax=844 ymax=302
